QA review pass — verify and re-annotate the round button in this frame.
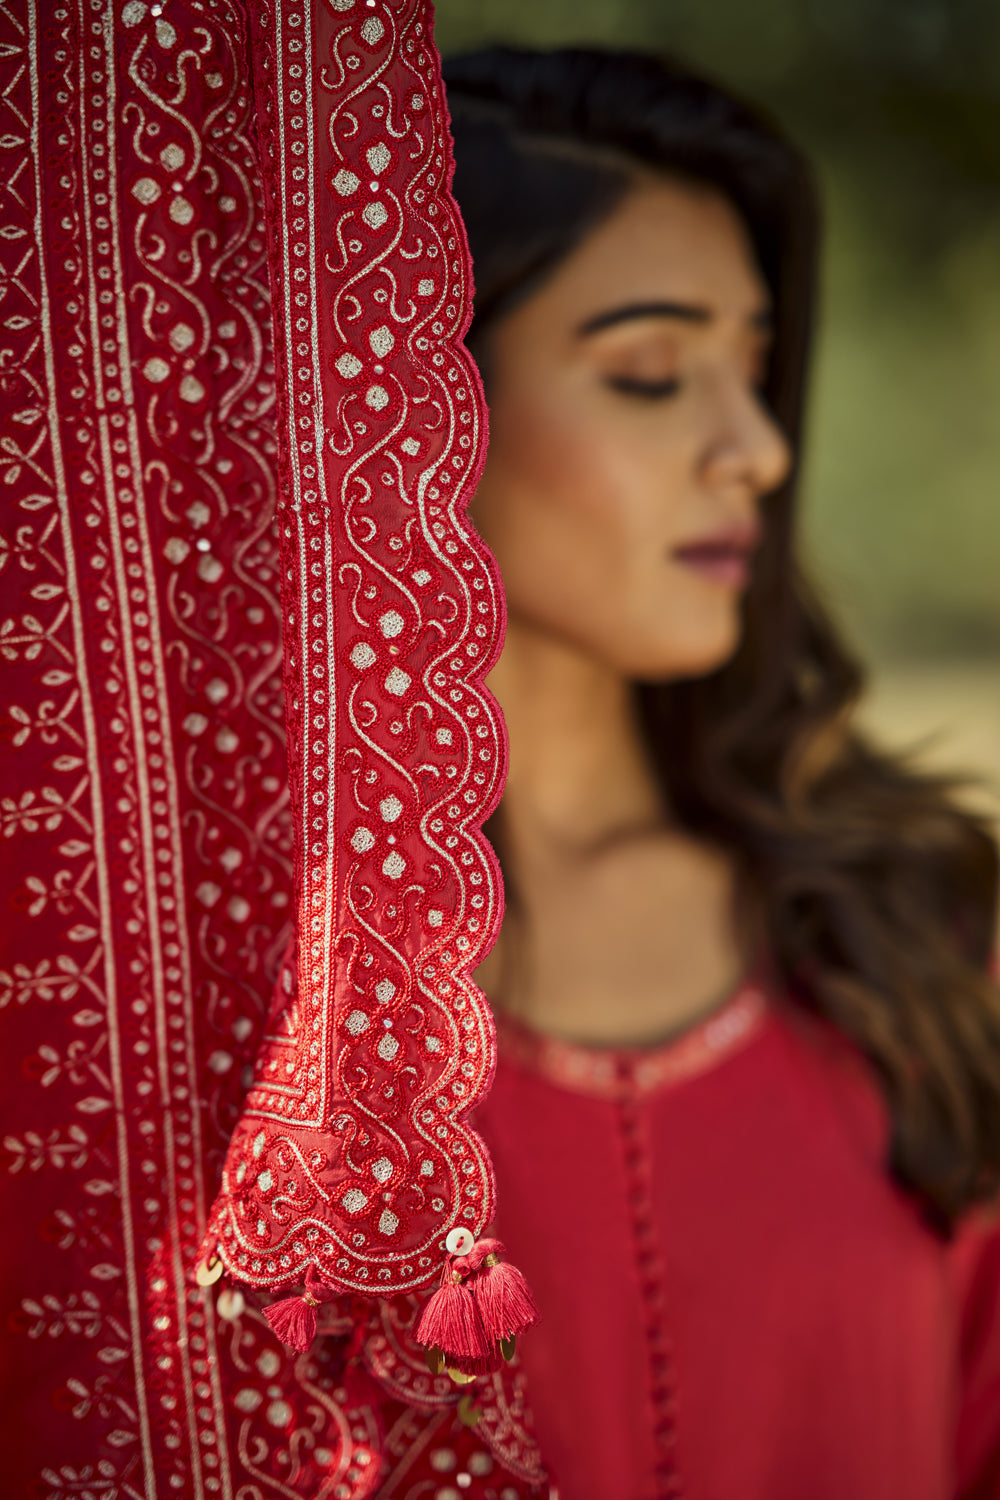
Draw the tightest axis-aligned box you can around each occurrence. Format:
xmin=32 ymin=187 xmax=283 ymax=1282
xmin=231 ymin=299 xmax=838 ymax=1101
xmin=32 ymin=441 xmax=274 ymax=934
xmin=445 ymin=1227 xmax=475 ymax=1256
xmin=216 ymin=1288 xmax=245 ymax=1321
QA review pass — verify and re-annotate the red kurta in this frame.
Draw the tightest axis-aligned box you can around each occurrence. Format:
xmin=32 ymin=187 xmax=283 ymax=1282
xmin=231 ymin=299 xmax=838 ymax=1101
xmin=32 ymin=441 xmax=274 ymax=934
xmin=476 ymin=980 xmax=1000 ymax=1500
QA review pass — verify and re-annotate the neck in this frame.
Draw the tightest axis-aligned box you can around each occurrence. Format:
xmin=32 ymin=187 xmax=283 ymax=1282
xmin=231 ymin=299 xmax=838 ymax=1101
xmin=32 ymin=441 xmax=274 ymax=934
xmin=487 ymin=618 xmax=666 ymax=860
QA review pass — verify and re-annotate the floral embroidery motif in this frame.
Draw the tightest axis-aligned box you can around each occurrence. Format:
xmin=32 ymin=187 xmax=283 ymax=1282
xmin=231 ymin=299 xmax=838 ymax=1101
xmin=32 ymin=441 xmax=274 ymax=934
xmin=200 ymin=0 xmax=507 ymax=1297
xmin=1 ymin=0 xmax=543 ymax=1493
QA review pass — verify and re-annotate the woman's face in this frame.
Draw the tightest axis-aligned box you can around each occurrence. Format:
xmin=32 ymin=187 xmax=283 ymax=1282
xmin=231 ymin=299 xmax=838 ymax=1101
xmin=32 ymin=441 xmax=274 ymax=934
xmin=470 ymin=175 xmax=793 ymax=680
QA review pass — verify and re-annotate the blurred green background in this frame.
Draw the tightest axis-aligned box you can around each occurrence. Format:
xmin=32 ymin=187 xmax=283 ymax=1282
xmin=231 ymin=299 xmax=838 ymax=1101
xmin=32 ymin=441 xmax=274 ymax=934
xmin=437 ymin=0 xmax=1000 ymax=813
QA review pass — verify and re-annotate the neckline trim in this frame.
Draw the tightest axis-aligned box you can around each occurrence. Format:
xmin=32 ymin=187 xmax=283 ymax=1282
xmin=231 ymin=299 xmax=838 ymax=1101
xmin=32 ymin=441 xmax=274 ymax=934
xmin=494 ymin=980 xmax=770 ymax=1100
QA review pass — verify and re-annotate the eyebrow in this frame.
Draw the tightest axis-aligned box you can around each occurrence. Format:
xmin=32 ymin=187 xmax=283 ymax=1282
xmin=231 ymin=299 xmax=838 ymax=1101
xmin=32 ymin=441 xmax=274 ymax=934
xmin=576 ymin=299 xmax=773 ymax=337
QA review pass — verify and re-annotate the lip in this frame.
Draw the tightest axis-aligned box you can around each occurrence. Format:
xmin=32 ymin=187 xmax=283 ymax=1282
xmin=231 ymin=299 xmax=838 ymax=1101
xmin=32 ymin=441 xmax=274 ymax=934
xmin=671 ymin=522 xmax=761 ymax=589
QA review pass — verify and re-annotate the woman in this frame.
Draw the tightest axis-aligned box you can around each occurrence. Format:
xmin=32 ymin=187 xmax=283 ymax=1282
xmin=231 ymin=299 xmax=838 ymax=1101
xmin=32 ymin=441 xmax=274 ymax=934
xmin=440 ymin=46 xmax=1000 ymax=1499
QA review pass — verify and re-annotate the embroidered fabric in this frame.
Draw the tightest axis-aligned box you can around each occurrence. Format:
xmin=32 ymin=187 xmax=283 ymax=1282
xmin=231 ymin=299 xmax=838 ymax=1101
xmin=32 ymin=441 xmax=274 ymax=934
xmin=0 ymin=0 xmax=546 ymax=1493
xmin=201 ymin=0 xmax=507 ymax=1298
xmin=495 ymin=981 xmax=769 ymax=1100
xmin=484 ymin=982 xmax=769 ymax=1500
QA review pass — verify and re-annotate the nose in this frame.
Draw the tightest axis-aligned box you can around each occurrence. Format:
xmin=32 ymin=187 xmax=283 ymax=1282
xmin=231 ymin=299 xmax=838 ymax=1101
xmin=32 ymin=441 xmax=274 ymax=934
xmin=699 ymin=379 xmax=793 ymax=499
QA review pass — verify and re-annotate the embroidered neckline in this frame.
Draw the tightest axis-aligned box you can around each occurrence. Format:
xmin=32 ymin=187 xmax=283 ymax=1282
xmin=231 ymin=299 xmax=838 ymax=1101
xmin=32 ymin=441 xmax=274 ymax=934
xmin=494 ymin=980 xmax=770 ymax=1100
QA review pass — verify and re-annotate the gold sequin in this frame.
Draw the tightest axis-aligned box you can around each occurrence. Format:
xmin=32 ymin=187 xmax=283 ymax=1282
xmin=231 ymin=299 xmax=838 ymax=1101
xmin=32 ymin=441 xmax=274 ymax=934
xmin=194 ymin=1254 xmax=222 ymax=1287
xmin=457 ymin=1393 xmax=481 ymax=1427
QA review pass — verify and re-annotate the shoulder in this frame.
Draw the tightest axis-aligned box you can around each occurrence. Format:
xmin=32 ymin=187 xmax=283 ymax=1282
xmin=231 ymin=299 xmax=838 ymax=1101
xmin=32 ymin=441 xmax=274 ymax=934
xmin=948 ymin=1201 xmax=1000 ymax=1497
xmin=949 ymin=1203 xmax=1000 ymax=1309
xmin=760 ymin=983 xmax=892 ymax=1164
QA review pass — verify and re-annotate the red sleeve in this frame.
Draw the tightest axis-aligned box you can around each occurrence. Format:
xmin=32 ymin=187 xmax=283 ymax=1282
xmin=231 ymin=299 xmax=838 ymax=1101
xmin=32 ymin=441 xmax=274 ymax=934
xmin=952 ymin=1208 xmax=1000 ymax=1499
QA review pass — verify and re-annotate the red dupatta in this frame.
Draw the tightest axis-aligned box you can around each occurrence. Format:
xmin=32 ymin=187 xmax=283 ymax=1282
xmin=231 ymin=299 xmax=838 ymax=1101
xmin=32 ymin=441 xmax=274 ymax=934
xmin=0 ymin=1 xmax=546 ymax=1493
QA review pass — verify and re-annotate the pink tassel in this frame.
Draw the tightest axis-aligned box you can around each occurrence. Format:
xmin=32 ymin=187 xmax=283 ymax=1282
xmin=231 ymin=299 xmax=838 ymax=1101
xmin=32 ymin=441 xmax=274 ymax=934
xmin=415 ymin=1265 xmax=492 ymax=1368
xmin=467 ymin=1238 xmax=540 ymax=1344
xmin=264 ymin=1265 xmax=341 ymax=1355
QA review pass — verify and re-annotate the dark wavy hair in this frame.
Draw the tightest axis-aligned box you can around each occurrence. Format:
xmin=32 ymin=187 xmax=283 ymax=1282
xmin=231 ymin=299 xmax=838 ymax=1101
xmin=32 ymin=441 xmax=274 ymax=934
xmin=444 ymin=45 xmax=1000 ymax=1231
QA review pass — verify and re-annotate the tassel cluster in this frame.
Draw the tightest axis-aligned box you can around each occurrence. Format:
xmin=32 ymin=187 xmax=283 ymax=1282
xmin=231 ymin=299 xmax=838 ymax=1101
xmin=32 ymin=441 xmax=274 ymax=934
xmin=263 ymin=1264 xmax=343 ymax=1354
xmin=258 ymin=1236 xmax=539 ymax=1376
xmin=415 ymin=1236 xmax=540 ymax=1379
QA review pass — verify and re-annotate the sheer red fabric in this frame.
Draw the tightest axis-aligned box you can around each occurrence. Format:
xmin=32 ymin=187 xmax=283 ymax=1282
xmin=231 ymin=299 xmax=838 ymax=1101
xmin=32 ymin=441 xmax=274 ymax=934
xmin=201 ymin=0 xmax=510 ymax=1302
xmin=0 ymin=1 xmax=545 ymax=1494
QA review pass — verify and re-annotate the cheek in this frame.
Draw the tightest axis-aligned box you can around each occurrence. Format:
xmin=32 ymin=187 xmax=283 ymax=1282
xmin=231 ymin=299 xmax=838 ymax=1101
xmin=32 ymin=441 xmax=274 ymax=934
xmin=473 ymin=386 xmax=744 ymax=678
xmin=477 ymin=386 xmax=655 ymax=597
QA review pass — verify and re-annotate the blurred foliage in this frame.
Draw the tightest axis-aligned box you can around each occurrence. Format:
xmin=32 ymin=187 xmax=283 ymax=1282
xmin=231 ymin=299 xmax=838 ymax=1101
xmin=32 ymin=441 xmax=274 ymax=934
xmin=435 ymin=0 xmax=1000 ymax=662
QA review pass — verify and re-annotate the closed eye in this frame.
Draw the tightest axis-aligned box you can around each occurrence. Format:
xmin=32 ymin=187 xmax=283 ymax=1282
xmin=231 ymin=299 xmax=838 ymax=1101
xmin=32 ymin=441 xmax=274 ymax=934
xmin=604 ymin=374 xmax=681 ymax=400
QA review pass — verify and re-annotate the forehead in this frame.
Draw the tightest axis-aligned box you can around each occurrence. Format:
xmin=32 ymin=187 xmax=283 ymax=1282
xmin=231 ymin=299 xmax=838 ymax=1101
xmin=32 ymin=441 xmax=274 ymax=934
xmin=539 ymin=175 xmax=770 ymax=326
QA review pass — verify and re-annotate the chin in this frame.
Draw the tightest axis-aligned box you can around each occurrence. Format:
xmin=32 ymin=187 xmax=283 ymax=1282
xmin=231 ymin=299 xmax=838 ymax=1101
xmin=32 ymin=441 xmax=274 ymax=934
xmin=625 ymin=621 xmax=744 ymax=684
